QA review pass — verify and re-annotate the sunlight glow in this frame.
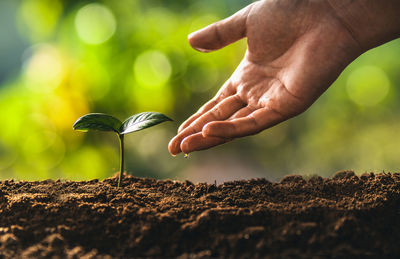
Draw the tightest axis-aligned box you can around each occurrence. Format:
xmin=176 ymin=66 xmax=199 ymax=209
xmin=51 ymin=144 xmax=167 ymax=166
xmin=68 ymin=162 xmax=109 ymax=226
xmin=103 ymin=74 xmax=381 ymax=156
xmin=346 ymin=66 xmax=390 ymax=107
xmin=24 ymin=44 xmax=64 ymax=93
xmin=134 ymin=50 xmax=172 ymax=88
xmin=75 ymin=3 xmax=116 ymax=45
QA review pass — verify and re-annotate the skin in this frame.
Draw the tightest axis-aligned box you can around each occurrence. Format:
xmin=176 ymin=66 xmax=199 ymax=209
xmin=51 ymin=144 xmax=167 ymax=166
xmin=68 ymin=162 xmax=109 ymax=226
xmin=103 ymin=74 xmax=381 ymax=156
xmin=169 ymin=0 xmax=400 ymax=156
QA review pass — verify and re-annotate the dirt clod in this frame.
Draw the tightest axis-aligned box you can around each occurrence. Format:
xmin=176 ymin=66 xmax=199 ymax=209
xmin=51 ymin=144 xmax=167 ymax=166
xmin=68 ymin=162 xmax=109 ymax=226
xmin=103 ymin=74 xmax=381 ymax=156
xmin=0 ymin=172 xmax=399 ymax=258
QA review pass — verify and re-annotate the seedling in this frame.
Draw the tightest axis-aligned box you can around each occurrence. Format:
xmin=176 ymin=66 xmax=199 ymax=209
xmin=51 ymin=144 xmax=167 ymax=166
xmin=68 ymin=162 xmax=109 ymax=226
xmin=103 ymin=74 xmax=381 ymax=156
xmin=73 ymin=112 xmax=172 ymax=187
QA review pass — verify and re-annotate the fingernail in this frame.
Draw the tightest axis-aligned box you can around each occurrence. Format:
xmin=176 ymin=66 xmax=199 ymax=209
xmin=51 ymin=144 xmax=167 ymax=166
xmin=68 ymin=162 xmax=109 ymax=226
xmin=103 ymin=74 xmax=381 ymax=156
xmin=193 ymin=47 xmax=212 ymax=53
xmin=180 ymin=141 xmax=189 ymax=154
xmin=168 ymin=139 xmax=180 ymax=156
xmin=188 ymin=32 xmax=196 ymax=39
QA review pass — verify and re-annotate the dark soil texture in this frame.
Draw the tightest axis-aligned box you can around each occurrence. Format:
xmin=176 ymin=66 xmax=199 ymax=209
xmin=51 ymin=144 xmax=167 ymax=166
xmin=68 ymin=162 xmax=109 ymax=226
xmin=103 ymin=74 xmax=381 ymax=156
xmin=0 ymin=171 xmax=399 ymax=258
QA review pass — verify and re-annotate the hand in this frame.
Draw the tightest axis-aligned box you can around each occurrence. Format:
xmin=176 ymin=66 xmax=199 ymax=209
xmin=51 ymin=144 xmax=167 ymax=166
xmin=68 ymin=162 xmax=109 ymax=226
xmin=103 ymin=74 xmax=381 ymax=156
xmin=168 ymin=0 xmax=400 ymax=156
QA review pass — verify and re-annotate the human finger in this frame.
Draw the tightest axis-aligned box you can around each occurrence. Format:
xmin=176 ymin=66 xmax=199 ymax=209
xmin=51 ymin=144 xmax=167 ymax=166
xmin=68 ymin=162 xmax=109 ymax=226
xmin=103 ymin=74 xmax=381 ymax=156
xmin=188 ymin=3 xmax=254 ymax=52
xmin=177 ymin=99 xmax=218 ymax=133
xmin=169 ymin=95 xmax=244 ymax=155
xmin=180 ymin=132 xmax=229 ymax=154
xmin=228 ymin=106 xmax=256 ymax=120
xmin=178 ymin=80 xmax=235 ymax=133
xmin=203 ymin=108 xmax=284 ymax=138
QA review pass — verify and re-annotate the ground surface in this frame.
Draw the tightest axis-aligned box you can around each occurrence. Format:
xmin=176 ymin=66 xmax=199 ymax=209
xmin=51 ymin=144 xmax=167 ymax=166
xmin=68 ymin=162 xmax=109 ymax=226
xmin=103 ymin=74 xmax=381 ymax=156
xmin=0 ymin=171 xmax=399 ymax=258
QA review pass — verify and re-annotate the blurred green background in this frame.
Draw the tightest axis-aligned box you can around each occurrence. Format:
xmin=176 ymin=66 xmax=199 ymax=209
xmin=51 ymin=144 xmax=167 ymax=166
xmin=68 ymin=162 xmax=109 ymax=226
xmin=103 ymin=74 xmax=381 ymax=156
xmin=0 ymin=0 xmax=399 ymax=183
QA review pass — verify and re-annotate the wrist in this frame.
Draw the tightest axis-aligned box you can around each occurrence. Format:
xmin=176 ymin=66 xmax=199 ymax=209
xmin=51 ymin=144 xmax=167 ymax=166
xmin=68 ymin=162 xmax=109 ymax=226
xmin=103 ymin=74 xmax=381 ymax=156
xmin=327 ymin=0 xmax=400 ymax=51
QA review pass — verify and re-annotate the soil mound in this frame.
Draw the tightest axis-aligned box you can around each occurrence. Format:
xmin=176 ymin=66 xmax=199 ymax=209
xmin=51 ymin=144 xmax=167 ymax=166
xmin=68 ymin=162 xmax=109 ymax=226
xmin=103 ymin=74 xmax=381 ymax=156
xmin=0 ymin=171 xmax=399 ymax=258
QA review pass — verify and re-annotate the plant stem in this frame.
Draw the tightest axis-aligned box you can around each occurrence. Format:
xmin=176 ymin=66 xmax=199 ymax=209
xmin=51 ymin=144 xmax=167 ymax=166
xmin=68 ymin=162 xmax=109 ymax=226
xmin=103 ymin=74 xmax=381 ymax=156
xmin=118 ymin=134 xmax=124 ymax=188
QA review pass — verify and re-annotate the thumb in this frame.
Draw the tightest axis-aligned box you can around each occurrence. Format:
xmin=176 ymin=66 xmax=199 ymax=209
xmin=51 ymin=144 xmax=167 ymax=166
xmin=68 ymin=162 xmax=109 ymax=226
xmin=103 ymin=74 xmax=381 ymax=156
xmin=188 ymin=3 xmax=254 ymax=52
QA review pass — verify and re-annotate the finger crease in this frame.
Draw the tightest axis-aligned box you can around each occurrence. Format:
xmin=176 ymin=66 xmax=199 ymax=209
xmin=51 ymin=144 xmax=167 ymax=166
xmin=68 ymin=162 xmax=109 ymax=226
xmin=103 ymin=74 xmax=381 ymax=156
xmin=248 ymin=114 xmax=259 ymax=128
xmin=214 ymin=23 xmax=224 ymax=49
xmin=276 ymin=78 xmax=303 ymax=104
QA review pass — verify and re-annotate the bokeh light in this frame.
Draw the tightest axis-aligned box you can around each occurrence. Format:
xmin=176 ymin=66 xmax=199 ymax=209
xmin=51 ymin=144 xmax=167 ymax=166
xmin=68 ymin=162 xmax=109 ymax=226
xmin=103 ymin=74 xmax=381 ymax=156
xmin=346 ymin=66 xmax=390 ymax=107
xmin=18 ymin=0 xmax=62 ymax=41
xmin=24 ymin=44 xmax=64 ymax=93
xmin=134 ymin=50 xmax=172 ymax=89
xmin=75 ymin=3 xmax=116 ymax=45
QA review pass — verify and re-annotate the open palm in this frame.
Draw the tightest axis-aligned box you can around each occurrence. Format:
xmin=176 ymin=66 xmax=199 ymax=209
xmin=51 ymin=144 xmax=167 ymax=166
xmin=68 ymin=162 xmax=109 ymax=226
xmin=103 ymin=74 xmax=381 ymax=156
xmin=169 ymin=0 xmax=362 ymax=155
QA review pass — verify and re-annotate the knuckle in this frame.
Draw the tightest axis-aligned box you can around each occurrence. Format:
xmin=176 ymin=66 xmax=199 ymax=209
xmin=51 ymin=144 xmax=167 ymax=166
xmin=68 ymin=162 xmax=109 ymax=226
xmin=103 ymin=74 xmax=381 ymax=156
xmin=213 ymin=107 xmax=223 ymax=119
xmin=213 ymin=22 xmax=224 ymax=48
xmin=248 ymin=115 xmax=260 ymax=128
xmin=191 ymin=123 xmax=202 ymax=132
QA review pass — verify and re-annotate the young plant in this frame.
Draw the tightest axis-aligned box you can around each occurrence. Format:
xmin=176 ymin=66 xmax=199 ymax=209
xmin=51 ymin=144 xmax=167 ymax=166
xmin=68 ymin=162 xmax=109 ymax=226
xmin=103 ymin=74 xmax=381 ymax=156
xmin=73 ymin=112 xmax=172 ymax=187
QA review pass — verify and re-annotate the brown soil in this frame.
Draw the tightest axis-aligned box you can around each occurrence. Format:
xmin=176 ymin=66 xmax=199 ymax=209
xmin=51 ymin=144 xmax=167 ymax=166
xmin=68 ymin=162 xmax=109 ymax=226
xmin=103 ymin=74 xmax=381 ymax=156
xmin=0 ymin=171 xmax=399 ymax=258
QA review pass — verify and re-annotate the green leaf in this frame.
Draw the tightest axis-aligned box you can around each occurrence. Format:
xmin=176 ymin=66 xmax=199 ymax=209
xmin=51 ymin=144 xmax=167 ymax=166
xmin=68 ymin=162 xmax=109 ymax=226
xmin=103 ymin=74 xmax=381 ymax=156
xmin=119 ymin=112 xmax=172 ymax=135
xmin=73 ymin=113 xmax=122 ymax=133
